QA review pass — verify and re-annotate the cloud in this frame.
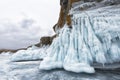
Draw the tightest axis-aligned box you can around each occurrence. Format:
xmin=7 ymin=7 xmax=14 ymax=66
xmin=0 ymin=18 xmax=54 ymax=49
xmin=0 ymin=0 xmax=60 ymax=49
xmin=0 ymin=0 xmax=60 ymax=30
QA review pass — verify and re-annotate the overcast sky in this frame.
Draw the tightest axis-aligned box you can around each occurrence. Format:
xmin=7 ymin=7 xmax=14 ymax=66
xmin=0 ymin=0 xmax=60 ymax=49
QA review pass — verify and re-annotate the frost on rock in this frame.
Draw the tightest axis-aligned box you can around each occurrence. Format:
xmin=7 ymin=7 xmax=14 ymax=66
xmin=11 ymin=46 xmax=48 ymax=62
xmin=39 ymin=5 xmax=120 ymax=73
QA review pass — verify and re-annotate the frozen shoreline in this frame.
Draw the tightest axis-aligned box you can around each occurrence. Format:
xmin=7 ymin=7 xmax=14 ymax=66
xmin=0 ymin=54 xmax=120 ymax=80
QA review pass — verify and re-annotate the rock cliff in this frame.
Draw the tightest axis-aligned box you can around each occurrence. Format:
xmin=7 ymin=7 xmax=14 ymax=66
xmin=54 ymin=0 xmax=120 ymax=32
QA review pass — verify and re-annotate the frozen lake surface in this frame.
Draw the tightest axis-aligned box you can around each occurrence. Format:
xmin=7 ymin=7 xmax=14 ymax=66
xmin=0 ymin=54 xmax=120 ymax=80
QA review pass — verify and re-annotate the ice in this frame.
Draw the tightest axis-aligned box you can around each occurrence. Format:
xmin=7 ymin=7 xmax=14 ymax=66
xmin=11 ymin=46 xmax=48 ymax=62
xmin=39 ymin=5 xmax=120 ymax=73
xmin=71 ymin=2 xmax=96 ymax=11
xmin=1 ymin=52 xmax=12 ymax=56
xmin=1 ymin=53 xmax=120 ymax=80
xmin=63 ymin=62 xmax=95 ymax=73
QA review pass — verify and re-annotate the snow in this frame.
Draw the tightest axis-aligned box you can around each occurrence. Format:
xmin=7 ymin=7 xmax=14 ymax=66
xmin=39 ymin=5 xmax=120 ymax=73
xmin=63 ymin=63 xmax=95 ymax=73
xmin=0 ymin=53 xmax=120 ymax=80
xmin=11 ymin=46 xmax=48 ymax=62
xmin=1 ymin=52 xmax=12 ymax=56
xmin=0 ymin=53 xmax=40 ymax=80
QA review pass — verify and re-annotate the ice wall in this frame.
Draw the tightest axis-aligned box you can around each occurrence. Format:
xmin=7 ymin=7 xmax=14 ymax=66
xmin=39 ymin=6 xmax=120 ymax=73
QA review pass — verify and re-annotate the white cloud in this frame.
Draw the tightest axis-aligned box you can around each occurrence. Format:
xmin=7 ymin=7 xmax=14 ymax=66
xmin=0 ymin=18 xmax=51 ymax=49
xmin=0 ymin=0 xmax=60 ymax=29
xmin=0 ymin=0 xmax=60 ymax=49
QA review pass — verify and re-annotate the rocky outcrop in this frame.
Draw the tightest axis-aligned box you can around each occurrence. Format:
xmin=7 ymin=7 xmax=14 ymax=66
xmin=0 ymin=48 xmax=26 ymax=53
xmin=34 ymin=34 xmax=57 ymax=47
xmin=54 ymin=0 xmax=120 ymax=32
xmin=56 ymin=0 xmax=80 ymax=30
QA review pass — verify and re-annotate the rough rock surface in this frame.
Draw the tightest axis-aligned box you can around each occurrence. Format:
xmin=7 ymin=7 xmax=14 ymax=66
xmin=34 ymin=35 xmax=57 ymax=47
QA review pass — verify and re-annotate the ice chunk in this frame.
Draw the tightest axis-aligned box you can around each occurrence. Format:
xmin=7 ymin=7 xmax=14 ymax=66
xmin=63 ymin=63 xmax=95 ymax=73
xmin=11 ymin=46 xmax=48 ymax=62
xmin=1 ymin=52 xmax=12 ymax=56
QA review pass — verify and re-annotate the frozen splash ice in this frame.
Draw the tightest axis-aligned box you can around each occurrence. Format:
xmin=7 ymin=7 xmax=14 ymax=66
xmin=11 ymin=46 xmax=48 ymax=62
xmin=39 ymin=7 xmax=120 ymax=73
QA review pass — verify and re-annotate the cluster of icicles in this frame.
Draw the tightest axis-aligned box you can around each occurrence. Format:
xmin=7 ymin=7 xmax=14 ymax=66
xmin=39 ymin=14 xmax=120 ymax=73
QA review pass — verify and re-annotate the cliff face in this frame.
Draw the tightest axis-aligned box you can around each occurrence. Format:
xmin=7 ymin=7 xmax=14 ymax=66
xmin=54 ymin=0 xmax=80 ymax=32
xmin=54 ymin=0 xmax=120 ymax=32
xmin=25 ymin=0 xmax=120 ymax=48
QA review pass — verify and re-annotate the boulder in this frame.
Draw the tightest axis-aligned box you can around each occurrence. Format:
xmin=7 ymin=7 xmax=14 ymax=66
xmin=34 ymin=35 xmax=57 ymax=47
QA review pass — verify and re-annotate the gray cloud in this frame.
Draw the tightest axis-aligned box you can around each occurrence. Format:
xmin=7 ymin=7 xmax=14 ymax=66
xmin=0 ymin=18 xmax=54 ymax=49
xmin=0 ymin=0 xmax=60 ymax=49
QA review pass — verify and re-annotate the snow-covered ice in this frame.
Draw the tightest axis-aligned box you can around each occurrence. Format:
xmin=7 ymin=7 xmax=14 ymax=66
xmin=0 ymin=53 xmax=40 ymax=80
xmin=0 ymin=53 xmax=120 ymax=80
xmin=11 ymin=46 xmax=48 ymax=62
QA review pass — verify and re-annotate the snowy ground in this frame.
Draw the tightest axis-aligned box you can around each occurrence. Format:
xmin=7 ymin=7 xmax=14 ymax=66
xmin=0 ymin=53 xmax=120 ymax=80
xmin=0 ymin=53 xmax=40 ymax=80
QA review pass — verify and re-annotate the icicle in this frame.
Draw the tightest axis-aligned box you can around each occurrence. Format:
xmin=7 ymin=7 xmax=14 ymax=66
xmin=64 ymin=29 xmax=79 ymax=64
xmin=40 ymin=10 xmax=120 ymax=73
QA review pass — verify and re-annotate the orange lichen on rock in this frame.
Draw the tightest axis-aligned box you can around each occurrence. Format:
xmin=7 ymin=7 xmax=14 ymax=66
xmin=56 ymin=0 xmax=80 ymax=30
xmin=66 ymin=15 xmax=72 ymax=26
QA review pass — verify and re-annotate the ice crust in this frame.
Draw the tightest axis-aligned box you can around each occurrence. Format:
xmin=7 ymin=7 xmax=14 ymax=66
xmin=11 ymin=46 xmax=48 ymax=62
xmin=39 ymin=7 xmax=120 ymax=73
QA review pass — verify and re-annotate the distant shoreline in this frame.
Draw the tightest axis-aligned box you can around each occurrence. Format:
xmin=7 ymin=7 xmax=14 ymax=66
xmin=0 ymin=48 xmax=27 ymax=53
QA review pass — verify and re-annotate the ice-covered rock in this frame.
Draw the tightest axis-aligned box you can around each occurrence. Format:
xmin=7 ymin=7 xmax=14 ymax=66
xmin=39 ymin=5 xmax=120 ymax=73
xmin=11 ymin=46 xmax=48 ymax=62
